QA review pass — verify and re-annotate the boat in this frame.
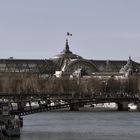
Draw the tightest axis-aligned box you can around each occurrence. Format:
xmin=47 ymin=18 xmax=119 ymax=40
xmin=128 ymin=103 xmax=137 ymax=110
xmin=0 ymin=102 xmax=20 ymax=137
xmin=4 ymin=115 xmax=20 ymax=136
xmin=91 ymin=103 xmax=117 ymax=109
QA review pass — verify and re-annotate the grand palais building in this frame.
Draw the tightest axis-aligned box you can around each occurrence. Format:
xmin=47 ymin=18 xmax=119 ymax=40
xmin=0 ymin=39 xmax=140 ymax=79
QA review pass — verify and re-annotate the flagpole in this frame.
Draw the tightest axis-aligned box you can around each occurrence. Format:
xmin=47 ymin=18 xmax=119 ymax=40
xmin=66 ymin=32 xmax=72 ymax=42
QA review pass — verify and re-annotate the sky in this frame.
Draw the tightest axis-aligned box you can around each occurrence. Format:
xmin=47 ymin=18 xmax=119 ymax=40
xmin=0 ymin=0 xmax=140 ymax=62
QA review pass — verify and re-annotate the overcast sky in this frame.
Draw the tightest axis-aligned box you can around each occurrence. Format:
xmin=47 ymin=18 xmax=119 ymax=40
xmin=0 ymin=0 xmax=140 ymax=62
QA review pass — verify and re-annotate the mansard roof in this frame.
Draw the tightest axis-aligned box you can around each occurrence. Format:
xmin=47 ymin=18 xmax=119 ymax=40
xmin=0 ymin=58 xmax=55 ymax=74
xmin=90 ymin=59 xmax=127 ymax=72
xmin=0 ymin=57 xmax=139 ymax=74
xmin=90 ymin=58 xmax=140 ymax=73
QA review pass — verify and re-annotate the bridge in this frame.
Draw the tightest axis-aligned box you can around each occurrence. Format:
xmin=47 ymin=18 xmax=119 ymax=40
xmin=0 ymin=91 xmax=140 ymax=139
xmin=0 ymin=92 xmax=140 ymax=115
xmin=8 ymin=97 xmax=139 ymax=117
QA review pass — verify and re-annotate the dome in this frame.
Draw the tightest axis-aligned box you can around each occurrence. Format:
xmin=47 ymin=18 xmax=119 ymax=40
xmin=119 ymin=56 xmax=137 ymax=74
xmin=50 ymin=39 xmax=82 ymax=60
xmin=50 ymin=39 xmax=82 ymax=71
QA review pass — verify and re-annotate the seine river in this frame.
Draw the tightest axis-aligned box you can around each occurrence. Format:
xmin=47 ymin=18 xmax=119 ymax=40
xmin=14 ymin=109 xmax=140 ymax=140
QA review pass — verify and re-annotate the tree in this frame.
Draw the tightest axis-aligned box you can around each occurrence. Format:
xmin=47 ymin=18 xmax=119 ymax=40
xmin=122 ymin=76 xmax=139 ymax=96
xmin=106 ymin=77 xmax=120 ymax=93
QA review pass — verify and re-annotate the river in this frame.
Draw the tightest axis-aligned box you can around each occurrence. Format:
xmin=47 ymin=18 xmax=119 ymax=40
xmin=14 ymin=109 xmax=140 ymax=140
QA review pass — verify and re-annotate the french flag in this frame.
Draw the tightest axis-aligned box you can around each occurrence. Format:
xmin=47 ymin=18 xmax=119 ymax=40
xmin=67 ymin=32 xmax=72 ymax=36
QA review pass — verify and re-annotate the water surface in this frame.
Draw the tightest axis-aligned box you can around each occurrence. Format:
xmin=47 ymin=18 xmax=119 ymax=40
xmin=15 ymin=110 xmax=140 ymax=140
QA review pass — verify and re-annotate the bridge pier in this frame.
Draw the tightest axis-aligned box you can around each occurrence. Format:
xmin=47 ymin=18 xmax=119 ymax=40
xmin=117 ymin=102 xmax=129 ymax=111
xmin=70 ymin=100 xmax=79 ymax=111
xmin=136 ymin=103 xmax=140 ymax=111
xmin=19 ymin=116 xmax=23 ymax=127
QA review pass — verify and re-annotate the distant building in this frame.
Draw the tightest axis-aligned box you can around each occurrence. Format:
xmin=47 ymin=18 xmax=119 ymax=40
xmin=0 ymin=39 xmax=140 ymax=79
